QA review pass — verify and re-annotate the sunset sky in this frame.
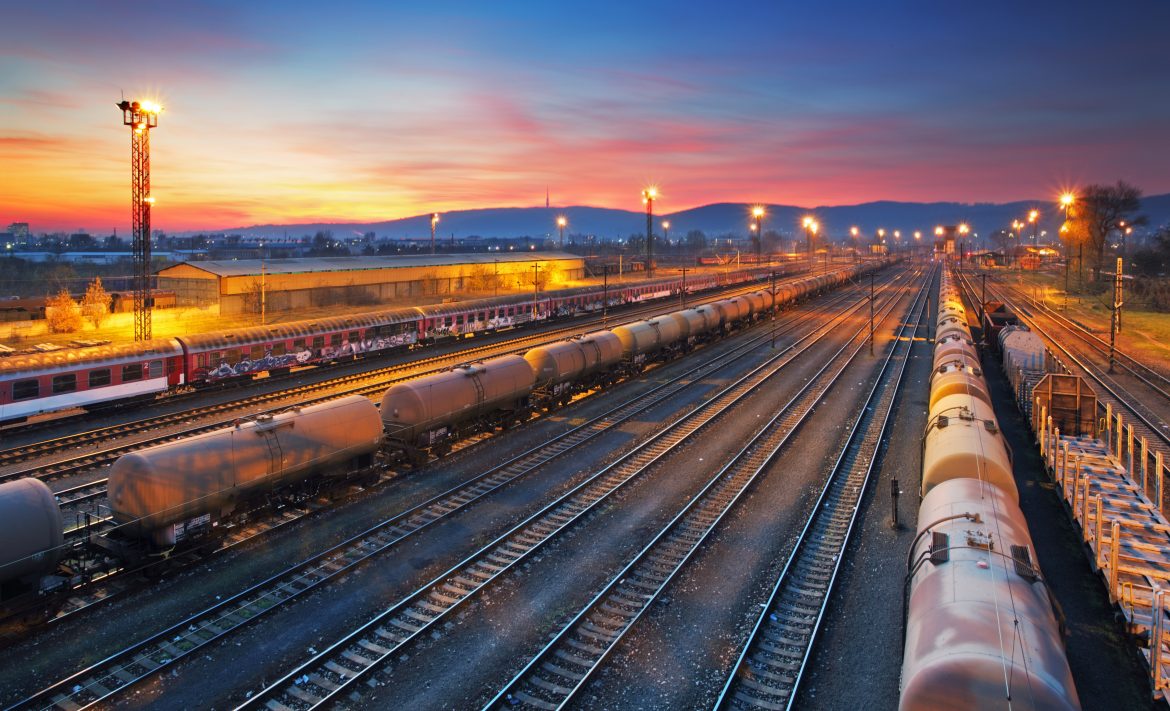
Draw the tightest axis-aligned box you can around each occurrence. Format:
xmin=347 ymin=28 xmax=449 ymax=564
xmin=3 ymin=1 xmax=1169 ymax=233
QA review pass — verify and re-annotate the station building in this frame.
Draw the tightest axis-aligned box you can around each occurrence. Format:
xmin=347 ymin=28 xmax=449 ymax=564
xmin=156 ymin=253 xmax=586 ymax=315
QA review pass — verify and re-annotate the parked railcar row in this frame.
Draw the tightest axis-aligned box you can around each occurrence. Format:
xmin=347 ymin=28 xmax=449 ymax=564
xmin=0 ymin=265 xmax=790 ymax=425
xmin=899 ymin=267 xmax=1080 ymax=710
xmin=379 ymin=271 xmax=855 ymax=463
xmin=0 ymin=264 xmax=876 ymax=626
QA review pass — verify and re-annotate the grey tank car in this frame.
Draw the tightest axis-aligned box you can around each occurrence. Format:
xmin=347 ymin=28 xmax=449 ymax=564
xmin=0 ymin=478 xmax=64 ymax=593
xmin=108 ymin=395 xmax=383 ymax=546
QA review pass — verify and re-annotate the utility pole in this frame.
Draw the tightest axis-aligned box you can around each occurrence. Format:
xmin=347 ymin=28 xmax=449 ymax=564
xmin=118 ymin=99 xmax=160 ymax=341
xmin=678 ymin=268 xmax=689 ymax=308
xmin=869 ymin=272 xmax=875 ymax=356
xmin=1109 ymin=256 xmax=1123 ymax=373
xmin=979 ymin=272 xmax=987 ymax=327
xmin=531 ymin=263 xmax=541 ymax=319
xmin=602 ymin=264 xmax=609 ymax=328
xmin=770 ymin=270 xmax=777 ymax=348
xmin=494 ymin=259 xmax=500 ymax=298
xmin=260 ymin=258 xmax=267 ymax=326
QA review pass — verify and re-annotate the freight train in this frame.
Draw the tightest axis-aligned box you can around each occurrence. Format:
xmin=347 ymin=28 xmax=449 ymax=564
xmin=0 ymin=263 xmax=875 ymax=623
xmin=899 ymin=267 xmax=1080 ymax=710
xmin=0 ymin=266 xmax=794 ymax=426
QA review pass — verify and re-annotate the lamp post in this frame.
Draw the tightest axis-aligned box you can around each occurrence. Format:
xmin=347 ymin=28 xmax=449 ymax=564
xmin=430 ymin=213 xmax=440 ymax=255
xmin=557 ymin=215 xmax=567 ymax=249
xmin=850 ymin=226 xmax=860 ymax=262
xmin=803 ymin=216 xmax=817 ymax=263
xmin=1060 ymin=192 xmax=1076 ymax=303
xmin=1028 ymin=209 xmax=1040 ymax=260
xmin=752 ymin=206 xmax=766 ymax=264
xmin=678 ymin=267 xmax=689 ymax=308
xmin=662 ymin=220 xmax=670 ymax=247
xmin=642 ymin=187 xmax=657 ymax=278
xmin=958 ymin=223 xmax=970 ymax=266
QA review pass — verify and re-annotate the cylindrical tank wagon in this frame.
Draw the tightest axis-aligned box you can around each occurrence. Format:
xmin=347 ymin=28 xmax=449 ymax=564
xmin=0 ymin=479 xmax=64 ymax=595
xmin=900 ymin=478 xmax=1080 ymax=711
xmin=381 ymin=354 xmax=536 ymax=462
xmin=525 ymin=331 xmax=623 ymax=404
xmin=108 ymin=395 xmax=383 ymax=547
xmin=902 ymin=266 xmax=1079 ymax=710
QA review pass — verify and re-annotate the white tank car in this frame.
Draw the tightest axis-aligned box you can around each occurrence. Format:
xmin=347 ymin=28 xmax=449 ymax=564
xmin=901 ymin=477 xmax=1080 ymax=711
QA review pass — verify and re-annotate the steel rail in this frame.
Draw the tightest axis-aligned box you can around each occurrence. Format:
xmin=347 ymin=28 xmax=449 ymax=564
xmin=714 ymin=264 xmax=931 ymax=710
xmin=0 ymin=272 xmax=835 ymax=483
xmin=234 ymin=269 xmax=913 ymax=711
xmin=480 ymin=269 xmax=921 ymax=710
xmin=7 ymin=271 xmax=897 ymax=711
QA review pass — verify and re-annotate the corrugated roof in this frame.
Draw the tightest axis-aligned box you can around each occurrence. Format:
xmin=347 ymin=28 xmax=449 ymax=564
xmin=158 ymin=253 xmax=583 ymax=278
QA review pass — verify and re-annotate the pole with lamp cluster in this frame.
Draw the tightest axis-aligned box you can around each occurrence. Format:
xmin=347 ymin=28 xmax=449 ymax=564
xmin=752 ymin=206 xmax=766 ymax=264
xmin=557 ymin=215 xmax=567 ymax=249
xmin=1060 ymin=192 xmax=1076 ymax=304
xmin=851 ymin=226 xmax=860 ymax=262
xmin=430 ymin=213 xmax=440 ymax=255
xmin=642 ymin=187 xmax=657 ymax=278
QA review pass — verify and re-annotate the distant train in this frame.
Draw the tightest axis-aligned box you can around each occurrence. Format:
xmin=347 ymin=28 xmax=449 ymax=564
xmin=380 ymin=274 xmax=852 ymax=464
xmin=899 ymin=266 xmax=1080 ymax=710
xmin=0 ymin=266 xmax=795 ymax=426
xmin=0 ymin=264 xmax=877 ymax=622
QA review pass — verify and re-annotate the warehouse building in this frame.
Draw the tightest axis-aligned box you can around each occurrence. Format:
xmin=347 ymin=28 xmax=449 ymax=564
xmin=156 ymin=253 xmax=586 ymax=314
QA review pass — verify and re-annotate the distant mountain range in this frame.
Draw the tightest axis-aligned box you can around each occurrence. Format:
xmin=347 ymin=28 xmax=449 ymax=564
xmin=206 ymin=194 xmax=1170 ymax=242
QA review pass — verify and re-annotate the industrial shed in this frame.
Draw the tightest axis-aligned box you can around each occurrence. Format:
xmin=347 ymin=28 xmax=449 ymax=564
xmin=156 ymin=253 xmax=586 ymax=315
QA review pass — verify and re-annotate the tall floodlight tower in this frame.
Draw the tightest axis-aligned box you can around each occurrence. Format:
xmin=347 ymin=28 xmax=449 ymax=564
xmin=117 ymin=99 xmax=161 ymax=341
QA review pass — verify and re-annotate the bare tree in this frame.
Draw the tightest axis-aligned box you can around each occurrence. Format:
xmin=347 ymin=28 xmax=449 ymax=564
xmin=1078 ymin=181 xmax=1147 ymax=283
xmin=81 ymin=277 xmax=111 ymax=329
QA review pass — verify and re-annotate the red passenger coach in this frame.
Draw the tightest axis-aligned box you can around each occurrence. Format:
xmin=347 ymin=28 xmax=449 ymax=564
xmin=0 ymin=339 xmax=183 ymax=424
xmin=176 ymin=307 xmax=423 ymax=384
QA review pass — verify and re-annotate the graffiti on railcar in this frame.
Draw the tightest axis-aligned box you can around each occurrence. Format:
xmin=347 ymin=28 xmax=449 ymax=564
xmin=197 ymin=331 xmax=419 ymax=380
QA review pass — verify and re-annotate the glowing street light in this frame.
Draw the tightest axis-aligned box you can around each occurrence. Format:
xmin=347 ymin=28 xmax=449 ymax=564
xmin=642 ymin=186 xmax=658 ymax=277
xmin=430 ymin=213 xmax=441 ymax=255
xmin=934 ymin=226 xmax=944 ymax=237
xmin=803 ymin=216 xmax=818 ymax=258
xmin=751 ymin=206 xmax=766 ymax=262
xmin=662 ymin=220 xmax=671 ymax=245
xmin=557 ymin=215 xmax=567 ymax=248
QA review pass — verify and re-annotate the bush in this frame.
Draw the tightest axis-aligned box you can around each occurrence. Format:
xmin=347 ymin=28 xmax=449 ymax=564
xmin=45 ymin=289 xmax=83 ymax=333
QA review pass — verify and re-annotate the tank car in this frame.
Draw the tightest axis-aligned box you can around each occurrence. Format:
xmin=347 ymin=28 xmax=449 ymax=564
xmin=666 ymin=309 xmax=710 ymax=343
xmin=525 ymin=331 xmax=622 ymax=404
xmin=107 ymin=395 xmax=383 ymax=547
xmin=929 ymin=361 xmax=991 ymax=410
xmin=381 ymin=354 xmax=536 ymax=462
xmin=0 ymin=479 xmax=64 ymax=597
xmin=933 ymin=334 xmax=978 ymax=369
xmin=923 ymin=392 xmax=1016 ymax=501
xmin=900 ymin=477 xmax=1080 ymax=710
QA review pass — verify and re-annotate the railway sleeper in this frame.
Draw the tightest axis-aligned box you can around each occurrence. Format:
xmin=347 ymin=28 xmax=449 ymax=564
xmin=529 ymin=673 xmax=574 ymax=697
xmin=541 ymin=660 xmax=583 ymax=684
xmin=564 ymin=636 xmax=606 ymax=657
xmin=750 ymin=652 xmax=801 ymax=674
xmin=743 ymin=660 xmax=797 ymax=684
xmin=512 ymin=690 xmax=558 ymax=710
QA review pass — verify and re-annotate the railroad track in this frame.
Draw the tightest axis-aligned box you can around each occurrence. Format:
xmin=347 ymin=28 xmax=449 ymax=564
xmin=0 ymin=273 xmax=820 ymax=483
xmin=714 ymin=264 xmax=931 ymax=710
xmin=956 ymin=270 xmax=1170 ymax=502
xmin=991 ymin=274 xmax=1170 ymax=402
xmin=228 ymin=268 xmax=915 ymax=711
xmin=5 ymin=270 xmax=906 ymax=711
xmin=479 ymin=267 xmax=921 ymax=711
xmin=17 ymin=272 xmax=895 ymax=631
